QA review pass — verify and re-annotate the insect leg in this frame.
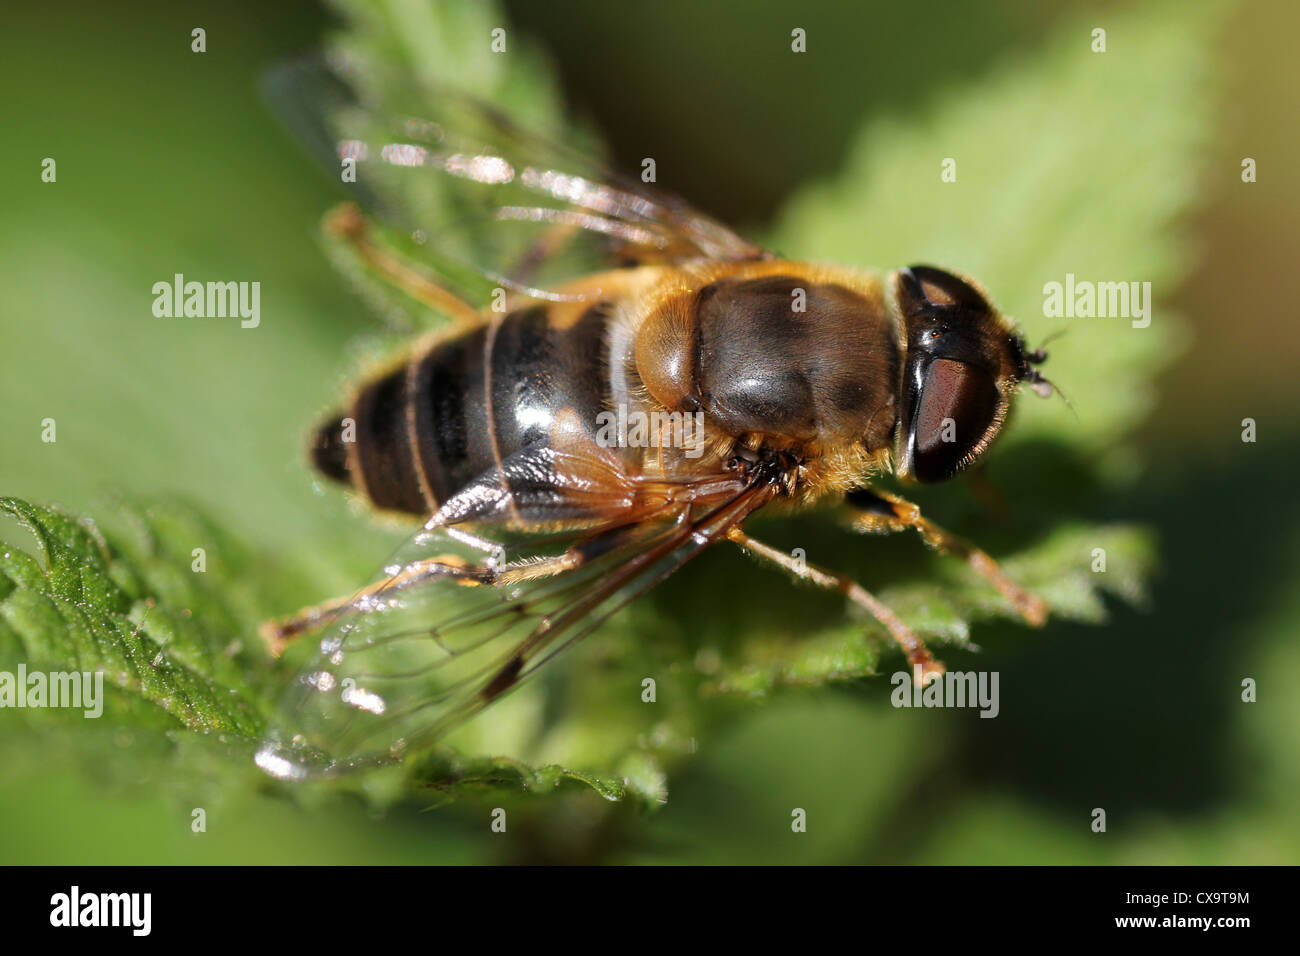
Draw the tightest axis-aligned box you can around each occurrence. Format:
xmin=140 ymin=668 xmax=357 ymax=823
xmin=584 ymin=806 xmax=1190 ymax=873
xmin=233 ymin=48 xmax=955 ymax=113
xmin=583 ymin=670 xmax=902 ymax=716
xmin=726 ymin=528 xmax=944 ymax=683
xmin=259 ymin=541 xmax=598 ymax=657
xmin=259 ymin=553 xmax=494 ymax=656
xmin=323 ymin=202 xmax=481 ymax=327
xmin=843 ymin=487 xmax=1048 ymax=627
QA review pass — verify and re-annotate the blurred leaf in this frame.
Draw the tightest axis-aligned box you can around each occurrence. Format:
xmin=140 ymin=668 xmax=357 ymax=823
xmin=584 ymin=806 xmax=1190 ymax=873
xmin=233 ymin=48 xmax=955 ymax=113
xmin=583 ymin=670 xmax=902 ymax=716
xmin=775 ymin=0 xmax=1216 ymax=460
xmin=311 ymin=0 xmax=587 ymax=326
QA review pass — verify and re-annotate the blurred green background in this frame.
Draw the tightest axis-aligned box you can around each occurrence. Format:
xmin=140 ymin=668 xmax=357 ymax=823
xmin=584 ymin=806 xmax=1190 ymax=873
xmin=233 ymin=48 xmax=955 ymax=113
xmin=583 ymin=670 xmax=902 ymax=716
xmin=2 ymin=0 xmax=1298 ymax=864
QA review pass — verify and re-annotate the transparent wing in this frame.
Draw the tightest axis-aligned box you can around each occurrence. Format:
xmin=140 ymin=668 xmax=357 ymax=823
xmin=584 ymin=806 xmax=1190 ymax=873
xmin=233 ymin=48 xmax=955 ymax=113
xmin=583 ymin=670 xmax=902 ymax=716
xmin=256 ymin=447 xmax=772 ymax=780
xmin=263 ymin=58 xmax=771 ymax=305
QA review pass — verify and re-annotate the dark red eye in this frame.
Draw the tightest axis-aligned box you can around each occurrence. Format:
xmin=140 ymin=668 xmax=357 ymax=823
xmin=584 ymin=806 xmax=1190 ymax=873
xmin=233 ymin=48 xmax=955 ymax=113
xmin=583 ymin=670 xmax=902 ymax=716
xmin=909 ymin=358 xmax=1000 ymax=482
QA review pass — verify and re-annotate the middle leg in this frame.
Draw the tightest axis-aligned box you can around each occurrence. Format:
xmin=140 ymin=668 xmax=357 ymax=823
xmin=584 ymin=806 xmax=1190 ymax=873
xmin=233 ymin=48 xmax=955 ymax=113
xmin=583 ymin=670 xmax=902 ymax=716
xmin=727 ymin=528 xmax=945 ymax=682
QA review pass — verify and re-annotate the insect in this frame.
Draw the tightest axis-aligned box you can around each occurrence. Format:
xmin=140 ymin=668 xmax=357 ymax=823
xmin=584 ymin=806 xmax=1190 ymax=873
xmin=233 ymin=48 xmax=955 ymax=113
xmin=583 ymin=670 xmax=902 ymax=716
xmin=254 ymin=74 xmax=1055 ymax=780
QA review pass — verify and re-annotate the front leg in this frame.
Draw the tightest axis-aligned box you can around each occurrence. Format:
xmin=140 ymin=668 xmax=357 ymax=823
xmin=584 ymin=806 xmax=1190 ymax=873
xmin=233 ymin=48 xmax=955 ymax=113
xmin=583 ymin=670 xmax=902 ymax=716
xmin=324 ymin=202 xmax=481 ymax=328
xmin=843 ymin=487 xmax=1048 ymax=627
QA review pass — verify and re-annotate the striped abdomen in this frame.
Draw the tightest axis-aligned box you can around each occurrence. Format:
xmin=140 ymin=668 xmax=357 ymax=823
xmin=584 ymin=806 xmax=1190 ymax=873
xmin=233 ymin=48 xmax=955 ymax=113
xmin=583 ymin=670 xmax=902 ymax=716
xmin=312 ymin=302 xmax=611 ymax=516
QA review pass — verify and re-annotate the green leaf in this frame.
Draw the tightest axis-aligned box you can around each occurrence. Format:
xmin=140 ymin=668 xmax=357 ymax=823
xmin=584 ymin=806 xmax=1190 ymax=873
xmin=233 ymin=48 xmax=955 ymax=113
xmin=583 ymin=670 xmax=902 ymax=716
xmin=0 ymin=497 xmax=262 ymax=736
xmin=0 ymin=0 xmax=1224 ymax=809
xmin=408 ymin=753 xmax=637 ymax=807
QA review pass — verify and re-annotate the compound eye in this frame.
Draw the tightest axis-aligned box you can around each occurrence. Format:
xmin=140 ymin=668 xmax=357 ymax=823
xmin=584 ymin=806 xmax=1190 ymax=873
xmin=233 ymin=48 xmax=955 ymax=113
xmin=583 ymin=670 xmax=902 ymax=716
xmin=909 ymin=358 xmax=1001 ymax=482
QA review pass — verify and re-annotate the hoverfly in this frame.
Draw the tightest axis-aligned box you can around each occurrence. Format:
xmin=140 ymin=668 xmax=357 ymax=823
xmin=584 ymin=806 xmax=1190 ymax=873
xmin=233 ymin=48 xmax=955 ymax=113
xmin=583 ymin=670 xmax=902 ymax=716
xmin=254 ymin=69 xmax=1055 ymax=780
